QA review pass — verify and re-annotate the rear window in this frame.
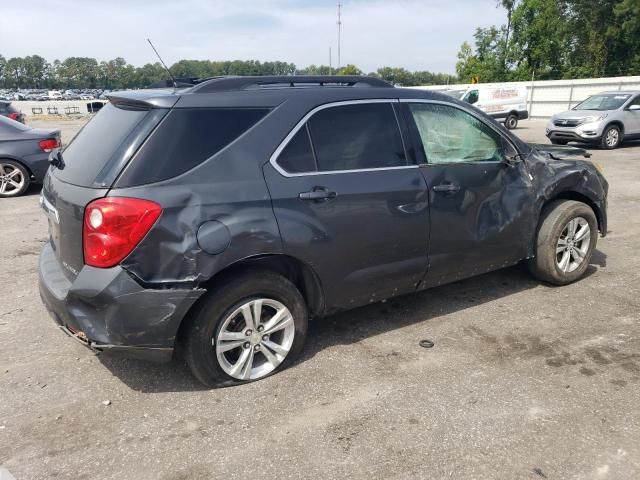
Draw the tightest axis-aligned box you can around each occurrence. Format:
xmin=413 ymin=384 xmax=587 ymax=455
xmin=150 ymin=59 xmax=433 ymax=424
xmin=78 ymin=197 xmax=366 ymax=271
xmin=117 ymin=108 xmax=269 ymax=186
xmin=54 ymin=103 xmax=149 ymax=186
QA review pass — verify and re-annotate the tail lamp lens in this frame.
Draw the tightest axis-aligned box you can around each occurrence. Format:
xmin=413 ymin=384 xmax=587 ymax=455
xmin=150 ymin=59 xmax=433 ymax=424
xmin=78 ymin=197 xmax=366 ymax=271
xmin=83 ymin=197 xmax=162 ymax=268
xmin=8 ymin=112 xmax=20 ymax=121
xmin=39 ymin=138 xmax=61 ymax=152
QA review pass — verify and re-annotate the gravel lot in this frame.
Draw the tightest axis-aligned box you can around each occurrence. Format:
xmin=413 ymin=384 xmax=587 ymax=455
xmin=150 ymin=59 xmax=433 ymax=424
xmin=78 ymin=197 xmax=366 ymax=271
xmin=1 ymin=119 xmax=639 ymax=480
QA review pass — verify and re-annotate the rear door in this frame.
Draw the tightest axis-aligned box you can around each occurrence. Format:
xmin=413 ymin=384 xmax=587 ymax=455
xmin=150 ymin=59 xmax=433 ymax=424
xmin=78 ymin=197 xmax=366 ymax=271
xmin=263 ymin=100 xmax=430 ymax=311
xmin=402 ymin=100 xmax=535 ymax=288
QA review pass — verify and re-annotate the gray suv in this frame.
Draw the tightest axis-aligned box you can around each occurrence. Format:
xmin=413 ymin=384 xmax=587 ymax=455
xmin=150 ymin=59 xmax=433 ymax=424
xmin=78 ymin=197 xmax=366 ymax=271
xmin=546 ymin=91 xmax=640 ymax=149
xmin=38 ymin=76 xmax=608 ymax=387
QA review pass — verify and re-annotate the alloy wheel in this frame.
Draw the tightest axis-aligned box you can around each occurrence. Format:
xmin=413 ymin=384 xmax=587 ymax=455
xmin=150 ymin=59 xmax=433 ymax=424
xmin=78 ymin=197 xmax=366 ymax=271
xmin=0 ymin=163 xmax=25 ymax=196
xmin=556 ymin=217 xmax=591 ymax=273
xmin=605 ymin=128 xmax=619 ymax=147
xmin=214 ymin=298 xmax=295 ymax=380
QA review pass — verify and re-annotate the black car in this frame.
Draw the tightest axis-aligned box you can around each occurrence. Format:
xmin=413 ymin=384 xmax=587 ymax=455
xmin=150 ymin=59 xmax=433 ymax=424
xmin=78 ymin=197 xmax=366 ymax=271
xmin=0 ymin=100 xmax=25 ymax=124
xmin=0 ymin=115 xmax=60 ymax=197
xmin=38 ymin=76 xmax=608 ymax=387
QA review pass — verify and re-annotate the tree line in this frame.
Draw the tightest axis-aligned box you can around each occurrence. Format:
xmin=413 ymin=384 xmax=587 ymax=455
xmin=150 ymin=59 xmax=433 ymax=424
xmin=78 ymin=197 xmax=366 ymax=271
xmin=457 ymin=0 xmax=640 ymax=83
xmin=0 ymin=55 xmax=454 ymax=89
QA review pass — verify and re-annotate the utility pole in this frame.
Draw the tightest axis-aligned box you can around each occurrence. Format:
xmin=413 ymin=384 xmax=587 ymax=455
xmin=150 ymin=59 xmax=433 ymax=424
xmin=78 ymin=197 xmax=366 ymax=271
xmin=337 ymin=3 xmax=342 ymax=69
xmin=329 ymin=47 xmax=333 ymax=74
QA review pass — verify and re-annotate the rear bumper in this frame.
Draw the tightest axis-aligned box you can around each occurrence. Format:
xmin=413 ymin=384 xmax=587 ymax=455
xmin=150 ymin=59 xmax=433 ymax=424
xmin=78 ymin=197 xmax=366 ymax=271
xmin=38 ymin=242 xmax=205 ymax=362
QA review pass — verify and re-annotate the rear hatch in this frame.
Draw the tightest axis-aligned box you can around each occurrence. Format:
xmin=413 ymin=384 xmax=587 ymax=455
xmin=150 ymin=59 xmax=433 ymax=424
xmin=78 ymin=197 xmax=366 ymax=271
xmin=42 ymin=100 xmax=170 ymax=280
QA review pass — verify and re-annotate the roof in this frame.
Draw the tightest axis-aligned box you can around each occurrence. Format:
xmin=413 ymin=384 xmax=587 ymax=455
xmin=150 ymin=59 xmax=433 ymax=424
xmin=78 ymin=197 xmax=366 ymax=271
xmin=108 ymin=75 xmax=452 ymax=110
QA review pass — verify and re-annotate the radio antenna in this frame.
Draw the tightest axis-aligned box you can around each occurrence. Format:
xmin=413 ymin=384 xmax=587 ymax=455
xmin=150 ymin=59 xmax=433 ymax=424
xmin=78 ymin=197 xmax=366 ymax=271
xmin=146 ymin=38 xmax=177 ymax=88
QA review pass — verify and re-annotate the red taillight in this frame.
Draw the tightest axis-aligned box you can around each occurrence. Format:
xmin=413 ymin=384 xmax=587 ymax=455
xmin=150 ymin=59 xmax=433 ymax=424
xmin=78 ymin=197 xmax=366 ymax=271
xmin=39 ymin=138 xmax=60 ymax=152
xmin=8 ymin=112 xmax=20 ymax=121
xmin=83 ymin=197 xmax=162 ymax=268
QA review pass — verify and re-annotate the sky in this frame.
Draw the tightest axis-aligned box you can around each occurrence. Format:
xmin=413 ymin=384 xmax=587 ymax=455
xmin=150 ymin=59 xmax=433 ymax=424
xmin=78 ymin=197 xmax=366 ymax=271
xmin=0 ymin=0 xmax=506 ymax=74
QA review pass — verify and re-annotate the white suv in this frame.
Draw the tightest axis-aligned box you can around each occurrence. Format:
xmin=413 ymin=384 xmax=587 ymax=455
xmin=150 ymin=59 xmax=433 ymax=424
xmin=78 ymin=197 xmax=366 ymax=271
xmin=546 ymin=91 xmax=640 ymax=149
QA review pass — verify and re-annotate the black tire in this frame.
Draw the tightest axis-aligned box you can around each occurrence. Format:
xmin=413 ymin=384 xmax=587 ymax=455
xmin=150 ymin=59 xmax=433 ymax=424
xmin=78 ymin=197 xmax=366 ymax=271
xmin=0 ymin=159 xmax=30 ymax=198
xmin=505 ymin=114 xmax=518 ymax=130
xmin=528 ymin=200 xmax=598 ymax=285
xmin=600 ymin=124 xmax=622 ymax=149
xmin=550 ymin=139 xmax=568 ymax=145
xmin=182 ymin=270 xmax=308 ymax=388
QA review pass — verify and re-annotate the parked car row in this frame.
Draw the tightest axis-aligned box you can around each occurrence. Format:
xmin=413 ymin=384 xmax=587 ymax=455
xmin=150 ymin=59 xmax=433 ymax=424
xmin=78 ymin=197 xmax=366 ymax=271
xmin=0 ymin=88 xmax=113 ymax=102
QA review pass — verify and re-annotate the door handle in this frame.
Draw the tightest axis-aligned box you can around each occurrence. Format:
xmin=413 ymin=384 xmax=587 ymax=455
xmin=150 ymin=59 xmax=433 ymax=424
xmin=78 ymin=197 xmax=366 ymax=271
xmin=432 ymin=183 xmax=460 ymax=193
xmin=299 ymin=187 xmax=337 ymax=201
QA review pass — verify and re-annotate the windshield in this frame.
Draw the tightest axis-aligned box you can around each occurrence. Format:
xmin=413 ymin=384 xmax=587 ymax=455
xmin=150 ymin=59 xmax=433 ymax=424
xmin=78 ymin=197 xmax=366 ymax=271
xmin=574 ymin=94 xmax=630 ymax=111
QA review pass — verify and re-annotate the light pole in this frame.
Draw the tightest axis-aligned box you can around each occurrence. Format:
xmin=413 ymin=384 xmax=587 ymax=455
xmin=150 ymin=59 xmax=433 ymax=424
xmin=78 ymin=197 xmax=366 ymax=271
xmin=337 ymin=3 xmax=342 ymax=69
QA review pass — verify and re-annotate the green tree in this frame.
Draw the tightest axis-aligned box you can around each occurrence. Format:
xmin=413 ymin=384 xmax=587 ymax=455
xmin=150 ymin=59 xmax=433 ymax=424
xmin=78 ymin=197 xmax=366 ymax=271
xmin=508 ymin=0 xmax=566 ymax=79
xmin=336 ymin=64 xmax=362 ymax=76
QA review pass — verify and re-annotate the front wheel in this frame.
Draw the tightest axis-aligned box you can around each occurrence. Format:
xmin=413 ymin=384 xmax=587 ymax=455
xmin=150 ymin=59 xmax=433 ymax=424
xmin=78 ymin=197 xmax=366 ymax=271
xmin=550 ymin=139 xmax=568 ymax=145
xmin=601 ymin=125 xmax=622 ymax=149
xmin=504 ymin=114 xmax=518 ymax=130
xmin=528 ymin=200 xmax=598 ymax=285
xmin=182 ymin=271 xmax=308 ymax=387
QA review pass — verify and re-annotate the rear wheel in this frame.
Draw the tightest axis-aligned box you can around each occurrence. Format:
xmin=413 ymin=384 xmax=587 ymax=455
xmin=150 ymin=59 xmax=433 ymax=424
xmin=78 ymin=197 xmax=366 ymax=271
xmin=0 ymin=160 xmax=30 ymax=198
xmin=600 ymin=125 xmax=622 ymax=149
xmin=182 ymin=271 xmax=308 ymax=387
xmin=528 ymin=200 xmax=598 ymax=285
xmin=505 ymin=114 xmax=518 ymax=130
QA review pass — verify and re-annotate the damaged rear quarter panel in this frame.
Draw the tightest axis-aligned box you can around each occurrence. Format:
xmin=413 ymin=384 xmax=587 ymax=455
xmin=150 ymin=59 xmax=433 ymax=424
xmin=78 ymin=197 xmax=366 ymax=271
xmin=110 ymin=111 xmax=291 ymax=286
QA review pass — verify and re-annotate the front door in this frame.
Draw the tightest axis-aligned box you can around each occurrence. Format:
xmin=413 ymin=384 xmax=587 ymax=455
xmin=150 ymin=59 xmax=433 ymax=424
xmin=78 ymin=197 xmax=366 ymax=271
xmin=624 ymin=95 xmax=640 ymax=135
xmin=263 ymin=101 xmax=430 ymax=311
xmin=402 ymin=101 xmax=536 ymax=288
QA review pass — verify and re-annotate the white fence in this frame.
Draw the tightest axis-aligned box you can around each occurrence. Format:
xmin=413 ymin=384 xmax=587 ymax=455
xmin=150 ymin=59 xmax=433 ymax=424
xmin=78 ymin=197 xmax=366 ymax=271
xmin=414 ymin=75 xmax=640 ymax=118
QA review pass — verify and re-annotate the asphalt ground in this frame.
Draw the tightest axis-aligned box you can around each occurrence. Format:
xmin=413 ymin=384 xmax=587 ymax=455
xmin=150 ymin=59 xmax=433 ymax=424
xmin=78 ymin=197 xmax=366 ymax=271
xmin=1 ymin=118 xmax=639 ymax=480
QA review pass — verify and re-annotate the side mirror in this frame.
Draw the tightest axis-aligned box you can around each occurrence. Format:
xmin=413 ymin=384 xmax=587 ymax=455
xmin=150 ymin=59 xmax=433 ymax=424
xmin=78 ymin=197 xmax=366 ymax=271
xmin=501 ymin=137 xmax=522 ymax=166
xmin=628 ymin=104 xmax=640 ymax=111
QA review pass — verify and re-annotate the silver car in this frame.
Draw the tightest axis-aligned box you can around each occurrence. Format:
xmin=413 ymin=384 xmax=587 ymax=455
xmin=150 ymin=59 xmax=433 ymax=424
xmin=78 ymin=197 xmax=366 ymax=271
xmin=546 ymin=91 xmax=640 ymax=149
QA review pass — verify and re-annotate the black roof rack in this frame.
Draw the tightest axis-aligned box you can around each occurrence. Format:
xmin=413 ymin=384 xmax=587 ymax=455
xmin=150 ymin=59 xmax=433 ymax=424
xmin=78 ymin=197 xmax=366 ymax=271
xmin=189 ymin=75 xmax=393 ymax=93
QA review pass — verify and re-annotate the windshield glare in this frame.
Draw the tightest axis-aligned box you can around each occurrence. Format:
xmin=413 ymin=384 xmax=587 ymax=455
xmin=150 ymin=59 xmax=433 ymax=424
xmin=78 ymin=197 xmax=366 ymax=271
xmin=574 ymin=94 xmax=630 ymax=111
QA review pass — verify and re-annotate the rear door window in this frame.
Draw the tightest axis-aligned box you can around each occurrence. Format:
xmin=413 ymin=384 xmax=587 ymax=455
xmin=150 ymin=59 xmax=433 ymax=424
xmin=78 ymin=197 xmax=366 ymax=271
xmin=117 ymin=108 xmax=269 ymax=186
xmin=54 ymin=103 xmax=150 ymax=186
xmin=306 ymin=103 xmax=407 ymax=172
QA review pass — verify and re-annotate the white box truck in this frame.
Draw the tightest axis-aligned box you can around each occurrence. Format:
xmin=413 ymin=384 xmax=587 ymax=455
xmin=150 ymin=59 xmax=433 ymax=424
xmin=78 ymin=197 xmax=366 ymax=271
xmin=458 ymin=86 xmax=528 ymax=129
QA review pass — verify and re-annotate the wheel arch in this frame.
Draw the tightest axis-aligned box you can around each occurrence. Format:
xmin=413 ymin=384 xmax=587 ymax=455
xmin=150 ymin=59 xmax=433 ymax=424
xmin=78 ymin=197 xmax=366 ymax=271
xmin=0 ymin=155 xmax=34 ymax=179
xmin=604 ymin=120 xmax=624 ymax=135
xmin=181 ymin=252 xmax=324 ymax=323
xmin=542 ymin=190 xmax=604 ymax=234
xmin=175 ymin=253 xmax=324 ymax=352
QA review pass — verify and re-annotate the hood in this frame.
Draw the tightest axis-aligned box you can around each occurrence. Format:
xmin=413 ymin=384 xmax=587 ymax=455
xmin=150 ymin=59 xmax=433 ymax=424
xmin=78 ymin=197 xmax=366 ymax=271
xmin=552 ymin=109 xmax=612 ymax=121
xmin=529 ymin=143 xmax=591 ymax=160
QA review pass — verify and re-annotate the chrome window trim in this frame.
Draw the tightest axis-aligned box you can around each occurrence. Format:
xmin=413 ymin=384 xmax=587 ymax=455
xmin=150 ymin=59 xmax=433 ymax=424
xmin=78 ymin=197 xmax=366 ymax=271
xmin=399 ymin=98 xmax=520 ymax=165
xmin=269 ymin=99 xmax=419 ymax=177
